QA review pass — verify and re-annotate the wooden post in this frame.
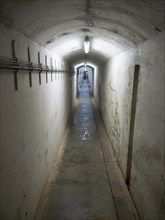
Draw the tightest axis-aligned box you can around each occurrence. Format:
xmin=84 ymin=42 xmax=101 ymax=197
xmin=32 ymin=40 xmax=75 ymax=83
xmin=126 ymin=65 xmax=140 ymax=188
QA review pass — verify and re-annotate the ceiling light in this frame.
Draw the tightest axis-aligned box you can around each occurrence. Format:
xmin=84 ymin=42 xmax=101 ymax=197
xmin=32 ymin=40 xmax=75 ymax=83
xmin=84 ymin=36 xmax=90 ymax=54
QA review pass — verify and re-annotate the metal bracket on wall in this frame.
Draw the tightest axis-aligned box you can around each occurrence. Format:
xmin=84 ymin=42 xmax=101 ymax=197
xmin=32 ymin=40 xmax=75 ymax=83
xmin=50 ymin=57 xmax=53 ymax=82
xmin=12 ymin=40 xmax=19 ymax=91
xmin=38 ymin=52 xmax=42 ymax=85
xmin=58 ymin=61 xmax=60 ymax=80
xmin=0 ymin=40 xmax=71 ymax=91
xmin=55 ymin=60 xmax=57 ymax=81
xmin=45 ymin=55 xmax=48 ymax=83
xmin=28 ymin=47 xmax=32 ymax=87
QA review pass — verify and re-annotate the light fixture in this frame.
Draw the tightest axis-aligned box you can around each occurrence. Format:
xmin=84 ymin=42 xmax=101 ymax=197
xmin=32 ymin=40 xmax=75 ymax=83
xmin=84 ymin=36 xmax=90 ymax=54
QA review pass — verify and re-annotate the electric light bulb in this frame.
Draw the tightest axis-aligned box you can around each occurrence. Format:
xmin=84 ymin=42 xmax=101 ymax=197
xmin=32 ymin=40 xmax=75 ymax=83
xmin=84 ymin=36 xmax=90 ymax=54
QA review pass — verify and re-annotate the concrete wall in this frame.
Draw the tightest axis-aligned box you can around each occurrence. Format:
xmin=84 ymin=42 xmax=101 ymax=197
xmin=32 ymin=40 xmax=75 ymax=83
xmin=95 ymin=31 xmax=165 ymax=220
xmin=0 ymin=25 xmax=73 ymax=220
xmin=93 ymin=65 xmax=100 ymax=101
xmin=72 ymin=67 xmax=77 ymax=104
xmin=130 ymin=32 xmax=165 ymax=220
xmin=99 ymin=47 xmax=137 ymax=176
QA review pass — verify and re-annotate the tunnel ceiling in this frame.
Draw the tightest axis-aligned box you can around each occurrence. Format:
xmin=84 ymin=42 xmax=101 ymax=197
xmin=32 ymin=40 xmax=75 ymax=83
xmin=0 ymin=0 xmax=164 ymax=65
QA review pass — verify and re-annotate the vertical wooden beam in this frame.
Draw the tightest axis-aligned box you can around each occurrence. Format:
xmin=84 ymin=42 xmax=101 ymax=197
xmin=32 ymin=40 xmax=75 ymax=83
xmin=126 ymin=65 xmax=140 ymax=188
xmin=12 ymin=40 xmax=18 ymax=91
xmin=38 ymin=52 xmax=41 ymax=85
xmin=28 ymin=47 xmax=32 ymax=87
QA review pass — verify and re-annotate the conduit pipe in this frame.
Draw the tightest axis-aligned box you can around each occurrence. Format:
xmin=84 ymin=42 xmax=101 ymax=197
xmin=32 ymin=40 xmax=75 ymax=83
xmin=0 ymin=56 xmax=70 ymax=73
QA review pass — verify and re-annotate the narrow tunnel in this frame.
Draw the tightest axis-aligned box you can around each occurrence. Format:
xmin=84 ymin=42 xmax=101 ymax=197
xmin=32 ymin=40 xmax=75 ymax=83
xmin=0 ymin=1 xmax=164 ymax=220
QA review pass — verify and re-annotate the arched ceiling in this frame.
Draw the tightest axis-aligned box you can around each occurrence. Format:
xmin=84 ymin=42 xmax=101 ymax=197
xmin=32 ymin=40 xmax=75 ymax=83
xmin=0 ymin=0 xmax=164 ymax=65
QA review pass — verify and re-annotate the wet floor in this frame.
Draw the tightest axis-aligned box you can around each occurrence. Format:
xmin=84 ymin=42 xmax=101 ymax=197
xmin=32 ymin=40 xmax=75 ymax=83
xmin=35 ymin=81 xmax=138 ymax=220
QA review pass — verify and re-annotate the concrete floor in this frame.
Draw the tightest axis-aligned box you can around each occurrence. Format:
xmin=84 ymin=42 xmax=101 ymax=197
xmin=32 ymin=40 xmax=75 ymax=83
xmin=35 ymin=81 xmax=139 ymax=220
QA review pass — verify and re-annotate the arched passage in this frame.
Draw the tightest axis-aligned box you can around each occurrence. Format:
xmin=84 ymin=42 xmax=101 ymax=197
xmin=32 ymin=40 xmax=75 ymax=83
xmin=76 ymin=64 xmax=95 ymax=97
xmin=0 ymin=1 xmax=164 ymax=220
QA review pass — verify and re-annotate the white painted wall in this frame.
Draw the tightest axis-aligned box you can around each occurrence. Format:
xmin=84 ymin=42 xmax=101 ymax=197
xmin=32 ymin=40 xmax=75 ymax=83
xmin=0 ymin=25 xmax=74 ymax=220
xmin=99 ymin=48 xmax=137 ymax=176
xmin=93 ymin=65 xmax=100 ymax=101
xmin=95 ymin=31 xmax=165 ymax=220
xmin=130 ymin=32 xmax=165 ymax=220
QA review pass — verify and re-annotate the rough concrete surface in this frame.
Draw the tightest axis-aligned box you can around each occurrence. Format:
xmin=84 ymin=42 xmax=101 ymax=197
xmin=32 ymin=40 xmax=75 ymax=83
xmin=94 ymin=32 xmax=165 ymax=220
xmin=0 ymin=26 xmax=75 ymax=220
